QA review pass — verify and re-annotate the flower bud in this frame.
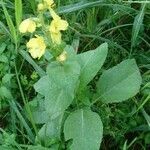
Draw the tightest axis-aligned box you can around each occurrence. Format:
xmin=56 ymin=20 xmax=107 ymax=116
xmin=37 ymin=3 xmax=45 ymax=11
xmin=56 ymin=51 xmax=67 ymax=62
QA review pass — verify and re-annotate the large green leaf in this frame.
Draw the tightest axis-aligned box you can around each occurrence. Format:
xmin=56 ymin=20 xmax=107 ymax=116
xmin=37 ymin=115 xmax=62 ymax=146
xmin=77 ymin=43 xmax=108 ymax=88
xmin=29 ymin=96 xmax=48 ymax=124
xmin=64 ymin=109 xmax=103 ymax=150
xmin=44 ymin=84 xmax=73 ymax=119
xmin=34 ymin=76 xmax=49 ymax=96
xmin=96 ymin=59 xmax=142 ymax=103
xmin=30 ymin=98 xmax=62 ymax=145
xmin=46 ymin=60 xmax=80 ymax=94
xmin=27 ymin=145 xmax=58 ymax=150
xmin=34 ymin=59 xmax=80 ymax=119
xmin=34 ymin=78 xmax=68 ymax=119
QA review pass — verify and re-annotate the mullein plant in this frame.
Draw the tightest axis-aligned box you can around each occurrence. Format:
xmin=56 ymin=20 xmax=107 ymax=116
xmin=19 ymin=1 xmax=142 ymax=149
xmin=19 ymin=0 xmax=68 ymax=60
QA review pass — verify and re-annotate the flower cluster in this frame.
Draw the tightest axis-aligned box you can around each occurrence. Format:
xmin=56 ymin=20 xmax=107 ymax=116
xmin=49 ymin=8 xmax=68 ymax=44
xmin=19 ymin=0 xmax=68 ymax=60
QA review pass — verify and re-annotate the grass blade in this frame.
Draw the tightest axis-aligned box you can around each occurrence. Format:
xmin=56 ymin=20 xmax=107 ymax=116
xmin=58 ymin=2 xmax=136 ymax=14
xmin=141 ymin=108 xmax=150 ymax=127
xmin=131 ymin=3 xmax=146 ymax=48
xmin=123 ymin=140 xmax=127 ymax=150
xmin=1 ymin=0 xmax=17 ymax=44
xmin=0 ymin=21 xmax=11 ymax=37
xmin=19 ymin=49 xmax=46 ymax=77
xmin=15 ymin=0 xmax=22 ymax=29
xmin=10 ymin=100 xmax=35 ymax=143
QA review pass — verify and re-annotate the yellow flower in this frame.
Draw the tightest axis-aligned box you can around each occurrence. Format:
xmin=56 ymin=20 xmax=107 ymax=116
xmin=37 ymin=3 xmax=45 ymax=11
xmin=49 ymin=9 xmax=68 ymax=33
xmin=26 ymin=35 xmax=46 ymax=59
xmin=49 ymin=9 xmax=68 ymax=44
xmin=37 ymin=0 xmax=54 ymax=12
xmin=57 ymin=51 xmax=67 ymax=62
xmin=49 ymin=18 xmax=68 ymax=33
xmin=50 ymin=32 xmax=62 ymax=44
xmin=19 ymin=19 xmax=36 ymax=33
xmin=43 ymin=0 xmax=54 ymax=8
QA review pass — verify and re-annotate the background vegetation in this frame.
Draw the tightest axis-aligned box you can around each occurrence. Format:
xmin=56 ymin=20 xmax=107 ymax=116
xmin=0 ymin=0 xmax=150 ymax=149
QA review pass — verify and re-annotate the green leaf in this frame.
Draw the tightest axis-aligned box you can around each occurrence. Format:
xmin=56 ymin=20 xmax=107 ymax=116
xmin=46 ymin=60 xmax=80 ymax=94
xmin=1 ymin=0 xmax=17 ymax=44
xmin=15 ymin=0 xmax=22 ymax=29
xmin=37 ymin=115 xmax=62 ymax=146
xmin=71 ymin=37 xmax=79 ymax=52
xmin=0 ymin=54 xmax=8 ymax=63
xmin=64 ymin=109 xmax=103 ymax=150
xmin=0 ymin=21 xmax=11 ymax=38
xmin=2 ymin=74 xmax=14 ymax=86
xmin=34 ymin=60 xmax=80 ymax=119
xmin=28 ymin=0 xmax=36 ymax=13
xmin=27 ymin=145 xmax=54 ymax=150
xmin=131 ymin=3 xmax=146 ymax=47
xmin=78 ymin=42 xmax=108 ymax=88
xmin=65 ymin=45 xmax=76 ymax=58
xmin=58 ymin=1 xmax=135 ymax=14
xmin=11 ymin=100 xmax=34 ymax=143
xmin=44 ymin=50 xmax=53 ymax=61
xmin=0 ymin=42 xmax=6 ymax=54
xmin=0 ymin=146 xmax=16 ymax=150
xmin=0 ymin=86 xmax=13 ymax=99
xmin=96 ymin=59 xmax=142 ymax=103
xmin=29 ymin=96 xmax=49 ymax=124
xmin=123 ymin=140 xmax=128 ymax=150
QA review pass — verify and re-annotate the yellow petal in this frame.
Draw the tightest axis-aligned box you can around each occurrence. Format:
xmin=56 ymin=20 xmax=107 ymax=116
xmin=28 ymin=23 xmax=36 ymax=33
xmin=26 ymin=35 xmax=46 ymax=59
xmin=50 ymin=32 xmax=62 ymax=44
xmin=44 ymin=0 xmax=54 ymax=8
xmin=49 ymin=8 xmax=60 ymax=20
xmin=49 ymin=19 xmax=68 ymax=33
xmin=49 ymin=20 xmax=59 ymax=33
xmin=57 ymin=19 xmax=68 ymax=31
xmin=19 ymin=19 xmax=36 ymax=33
xmin=19 ymin=19 xmax=29 ymax=33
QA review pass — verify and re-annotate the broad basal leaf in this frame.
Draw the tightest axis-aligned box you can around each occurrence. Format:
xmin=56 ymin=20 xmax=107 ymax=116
xmin=77 ymin=43 xmax=108 ymax=88
xmin=46 ymin=59 xmax=80 ymax=95
xmin=37 ymin=115 xmax=62 ymax=146
xmin=34 ymin=59 xmax=80 ymax=119
xmin=29 ymin=95 xmax=48 ymax=124
xmin=64 ymin=109 xmax=103 ymax=150
xmin=96 ymin=59 xmax=142 ymax=103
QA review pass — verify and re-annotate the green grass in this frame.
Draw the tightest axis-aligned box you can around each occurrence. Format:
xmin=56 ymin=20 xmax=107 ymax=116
xmin=0 ymin=0 xmax=150 ymax=149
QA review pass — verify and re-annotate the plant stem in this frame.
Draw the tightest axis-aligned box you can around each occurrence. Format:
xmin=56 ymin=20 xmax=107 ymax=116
xmin=14 ymin=46 xmax=40 ymax=143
